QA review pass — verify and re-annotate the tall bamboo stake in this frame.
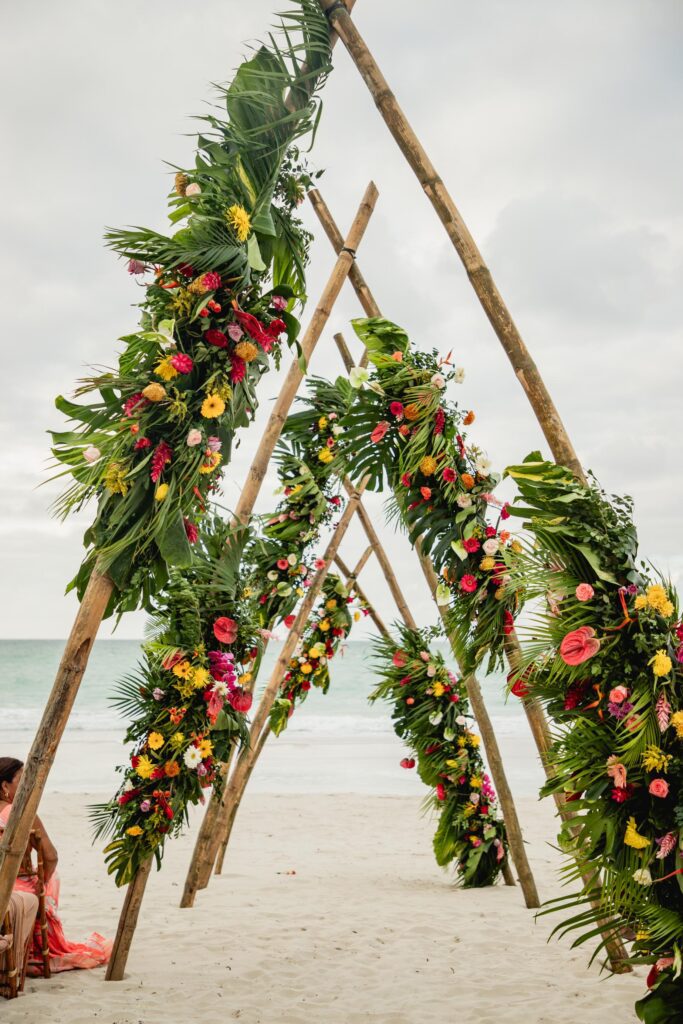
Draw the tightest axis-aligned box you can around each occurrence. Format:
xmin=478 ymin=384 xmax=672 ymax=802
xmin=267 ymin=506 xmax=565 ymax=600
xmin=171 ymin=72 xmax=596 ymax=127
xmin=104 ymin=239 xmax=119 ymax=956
xmin=180 ymin=479 xmax=368 ymax=906
xmin=318 ymin=187 xmax=627 ymax=952
xmin=317 ymin=0 xmax=583 ymax=481
xmin=0 ymin=566 xmax=113 ymax=920
xmin=107 ymin=186 xmax=379 ymax=974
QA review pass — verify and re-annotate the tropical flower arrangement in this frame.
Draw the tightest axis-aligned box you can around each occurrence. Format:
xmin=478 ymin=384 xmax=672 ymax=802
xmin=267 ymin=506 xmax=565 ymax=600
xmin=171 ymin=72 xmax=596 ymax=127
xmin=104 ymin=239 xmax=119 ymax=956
xmin=338 ymin=318 xmax=516 ymax=672
xmin=49 ymin=0 xmax=333 ymax=617
xmin=502 ymin=455 xmax=683 ymax=1022
xmin=269 ymin=573 xmax=368 ymax=735
xmin=91 ymin=516 xmax=263 ymax=885
xmin=370 ymin=624 xmax=508 ymax=886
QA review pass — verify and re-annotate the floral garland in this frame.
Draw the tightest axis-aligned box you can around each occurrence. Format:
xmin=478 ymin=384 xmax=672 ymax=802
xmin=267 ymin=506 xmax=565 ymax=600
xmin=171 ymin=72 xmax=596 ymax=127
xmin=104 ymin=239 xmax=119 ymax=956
xmin=50 ymin=1 xmax=332 ymax=617
xmin=338 ymin=318 xmax=516 ymax=672
xmin=503 ymin=456 xmax=683 ymax=1022
xmin=370 ymin=625 xmax=508 ymax=886
xmin=91 ymin=516 xmax=263 ymax=885
xmin=269 ymin=574 xmax=369 ymax=735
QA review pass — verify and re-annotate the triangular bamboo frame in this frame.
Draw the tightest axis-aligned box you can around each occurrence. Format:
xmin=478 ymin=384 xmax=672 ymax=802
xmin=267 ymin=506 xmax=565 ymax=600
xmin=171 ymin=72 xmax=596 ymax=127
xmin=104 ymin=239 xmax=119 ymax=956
xmin=0 ymin=0 xmax=631 ymax=991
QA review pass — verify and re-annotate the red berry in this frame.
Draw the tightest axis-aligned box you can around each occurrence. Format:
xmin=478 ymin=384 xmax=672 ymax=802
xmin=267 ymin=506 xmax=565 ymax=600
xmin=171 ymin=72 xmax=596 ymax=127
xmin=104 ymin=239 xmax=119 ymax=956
xmin=199 ymin=308 xmax=210 ymax=318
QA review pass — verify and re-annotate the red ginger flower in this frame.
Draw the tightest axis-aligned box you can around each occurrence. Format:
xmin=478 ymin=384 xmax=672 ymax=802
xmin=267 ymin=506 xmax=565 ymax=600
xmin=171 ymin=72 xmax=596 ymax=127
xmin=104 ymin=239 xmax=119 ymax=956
xmin=201 ymin=271 xmax=221 ymax=291
xmin=170 ymin=353 xmax=193 ymax=374
xmin=434 ymin=408 xmax=445 ymax=435
xmin=183 ymin=518 xmax=198 ymax=544
xmin=134 ymin=437 xmax=152 ymax=450
xmin=150 ymin=441 xmax=173 ymax=483
xmin=230 ymin=355 xmax=247 ymax=383
xmin=123 ymin=392 xmax=148 ymax=417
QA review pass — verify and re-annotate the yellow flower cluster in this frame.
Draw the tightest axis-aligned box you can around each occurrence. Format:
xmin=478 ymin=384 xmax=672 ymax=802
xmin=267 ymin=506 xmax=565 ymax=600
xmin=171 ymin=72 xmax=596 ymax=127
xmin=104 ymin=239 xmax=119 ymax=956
xmin=624 ymin=816 xmax=650 ymax=850
xmin=318 ymin=448 xmax=334 ymax=464
xmin=104 ymin=462 xmax=129 ymax=496
xmin=642 ymin=746 xmax=672 ymax=773
xmin=650 ymin=649 xmax=673 ymax=678
xmin=172 ymin=661 xmax=210 ymax=698
xmin=670 ymin=711 xmax=683 ymax=739
xmin=155 ymin=356 xmax=179 ymax=382
xmin=226 ymin=204 xmax=251 ymax=242
xmin=419 ymin=455 xmax=437 ymax=477
xmin=635 ymin=584 xmax=675 ymax=618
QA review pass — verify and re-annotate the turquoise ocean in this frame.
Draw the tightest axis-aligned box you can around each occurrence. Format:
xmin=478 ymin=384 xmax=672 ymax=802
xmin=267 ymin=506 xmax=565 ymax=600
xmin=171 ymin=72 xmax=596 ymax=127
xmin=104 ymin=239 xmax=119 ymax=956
xmin=1 ymin=640 xmax=542 ymax=797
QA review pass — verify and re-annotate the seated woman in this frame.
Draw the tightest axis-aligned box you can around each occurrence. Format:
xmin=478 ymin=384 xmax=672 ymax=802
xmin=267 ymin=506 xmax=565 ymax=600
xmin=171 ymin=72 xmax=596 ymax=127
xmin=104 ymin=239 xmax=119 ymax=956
xmin=1 ymin=891 xmax=39 ymax=994
xmin=0 ymin=758 xmax=111 ymax=975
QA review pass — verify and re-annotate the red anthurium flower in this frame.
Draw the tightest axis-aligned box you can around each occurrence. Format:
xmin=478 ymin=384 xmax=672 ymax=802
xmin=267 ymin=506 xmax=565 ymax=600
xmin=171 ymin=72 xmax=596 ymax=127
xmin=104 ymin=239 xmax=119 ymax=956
xmin=371 ymin=420 xmax=390 ymax=443
xmin=213 ymin=617 xmax=238 ymax=644
xmin=559 ymin=626 xmax=600 ymax=666
xmin=229 ymin=688 xmax=253 ymax=713
xmin=435 ymin=783 xmax=446 ymax=802
xmin=284 ymin=614 xmax=296 ymax=628
xmin=400 ymin=757 xmax=416 ymax=769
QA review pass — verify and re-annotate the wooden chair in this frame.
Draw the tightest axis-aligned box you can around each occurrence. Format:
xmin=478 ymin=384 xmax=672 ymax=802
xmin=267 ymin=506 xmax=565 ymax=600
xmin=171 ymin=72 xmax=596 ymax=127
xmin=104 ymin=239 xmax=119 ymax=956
xmin=0 ymin=908 xmax=19 ymax=999
xmin=0 ymin=827 xmax=50 ymax=996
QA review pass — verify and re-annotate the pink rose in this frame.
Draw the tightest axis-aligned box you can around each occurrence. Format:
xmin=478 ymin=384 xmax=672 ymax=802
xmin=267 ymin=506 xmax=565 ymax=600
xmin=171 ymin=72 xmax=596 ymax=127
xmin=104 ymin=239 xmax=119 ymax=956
xmin=575 ymin=583 xmax=595 ymax=602
xmin=559 ymin=626 xmax=600 ymax=666
xmin=649 ymin=778 xmax=669 ymax=799
xmin=271 ymin=295 xmax=287 ymax=311
xmin=277 ymin=559 xmax=289 ymax=570
xmin=186 ymin=429 xmax=202 ymax=447
xmin=608 ymin=685 xmax=629 ymax=704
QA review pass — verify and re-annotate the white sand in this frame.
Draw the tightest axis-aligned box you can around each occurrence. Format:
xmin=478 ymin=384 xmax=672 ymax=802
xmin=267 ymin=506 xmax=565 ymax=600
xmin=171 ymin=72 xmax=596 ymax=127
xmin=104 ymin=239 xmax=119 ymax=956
xmin=2 ymin=792 xmax=645 ymax=1023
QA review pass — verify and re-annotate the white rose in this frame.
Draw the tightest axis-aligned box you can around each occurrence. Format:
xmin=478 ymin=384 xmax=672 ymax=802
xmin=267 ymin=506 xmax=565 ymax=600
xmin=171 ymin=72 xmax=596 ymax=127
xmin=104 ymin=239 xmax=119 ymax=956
xmin=455 ymin=715 xmax=467 ymax=726
xmin=483 ymin=539 xmax=499 ymax=556
xmin=454 ymin=368 xmax=465 ymax=384
xmin=430 ymin=372 xmax=446 ymax=389
xmin=185 ymin=183 xmax=202 ymax=196
xmin=456 ymin=494 xmax=472 ymax=509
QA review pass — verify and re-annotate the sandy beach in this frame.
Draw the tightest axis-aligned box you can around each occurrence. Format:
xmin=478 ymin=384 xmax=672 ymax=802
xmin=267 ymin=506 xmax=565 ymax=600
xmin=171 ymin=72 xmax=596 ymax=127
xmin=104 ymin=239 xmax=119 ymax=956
xmin=3 ymin=791 xmax=645 ymax=1024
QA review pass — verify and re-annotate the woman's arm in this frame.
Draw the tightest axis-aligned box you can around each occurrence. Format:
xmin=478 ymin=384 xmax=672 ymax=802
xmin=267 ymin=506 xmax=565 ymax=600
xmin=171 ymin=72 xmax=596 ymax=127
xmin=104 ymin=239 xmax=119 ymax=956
xmin=33 ymin=814 xmax=58 ymax=882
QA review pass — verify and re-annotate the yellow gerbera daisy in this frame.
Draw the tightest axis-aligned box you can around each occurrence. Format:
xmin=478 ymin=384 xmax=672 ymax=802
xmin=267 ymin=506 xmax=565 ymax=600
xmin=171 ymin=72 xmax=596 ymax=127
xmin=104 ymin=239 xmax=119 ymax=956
xmin=147 ymin=732 xmax=164 ymax=751
xmin=201 ymin=393 xmax=226 ymax=419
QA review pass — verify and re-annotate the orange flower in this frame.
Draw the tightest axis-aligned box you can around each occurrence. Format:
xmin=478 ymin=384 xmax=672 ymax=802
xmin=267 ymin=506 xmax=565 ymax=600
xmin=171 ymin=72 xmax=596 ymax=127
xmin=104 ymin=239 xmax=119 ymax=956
xmin=460 ymin=472 xmax=475 ymax=490
xmin=404 ymin=403 xmax=421 ymax=421
xmin=234 ymin=340 xmax=259 ymax=363
xmin=391 ymin=351 xmax=403 ymax=362
xmin=165 ymin=760 xmax=181 ymax=777
xmin=463 ymin=410 xmax=475 ymax=426
xmin=499 ymin=530 xmax=511 ymax=543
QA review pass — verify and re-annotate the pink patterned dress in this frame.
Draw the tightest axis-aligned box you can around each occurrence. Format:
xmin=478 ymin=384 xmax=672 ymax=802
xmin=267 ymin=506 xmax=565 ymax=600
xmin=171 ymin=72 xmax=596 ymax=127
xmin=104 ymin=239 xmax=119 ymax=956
xmin=0 ymin=807 xmax=111 ymax=975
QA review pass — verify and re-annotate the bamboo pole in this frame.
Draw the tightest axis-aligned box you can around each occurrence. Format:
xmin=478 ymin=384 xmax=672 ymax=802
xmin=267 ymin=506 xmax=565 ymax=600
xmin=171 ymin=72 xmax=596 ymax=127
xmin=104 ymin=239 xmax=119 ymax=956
xmin=316 ymin=0 xmax=583 ymax=481
xmin=105 ymin=857 xmax=152 ymax=981
xmin=181 ymin=478 xmax=368 ymax=903
xmin=108 ymin=184 xmax=379 ymax=971
xmin=0 ymin=566 xmax=114 ymax=920
xmin=334 ymin=552 xmax=390 ymax=638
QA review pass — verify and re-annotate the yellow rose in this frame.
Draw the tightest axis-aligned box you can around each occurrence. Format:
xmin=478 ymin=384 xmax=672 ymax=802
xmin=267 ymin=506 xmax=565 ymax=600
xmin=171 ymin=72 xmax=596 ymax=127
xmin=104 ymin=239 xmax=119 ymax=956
xmin=300 ymin=663 xmax=313 ymax=674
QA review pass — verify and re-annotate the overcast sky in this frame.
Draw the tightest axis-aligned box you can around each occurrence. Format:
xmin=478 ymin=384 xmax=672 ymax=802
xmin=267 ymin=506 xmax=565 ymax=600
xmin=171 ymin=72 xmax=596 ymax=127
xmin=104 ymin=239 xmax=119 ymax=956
xmin=1 ymin=0 xmax=681 ymax=640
